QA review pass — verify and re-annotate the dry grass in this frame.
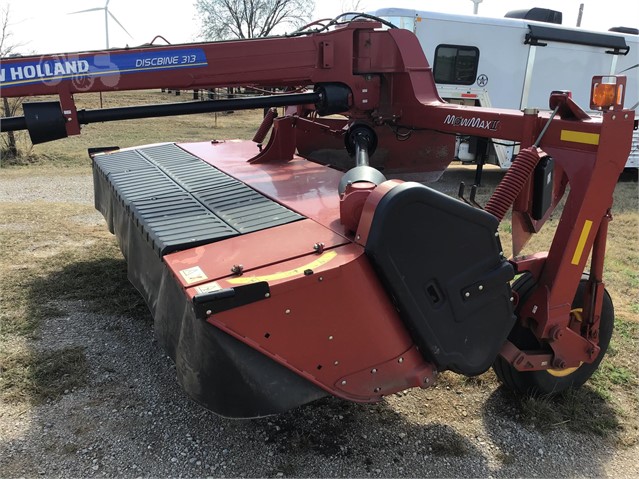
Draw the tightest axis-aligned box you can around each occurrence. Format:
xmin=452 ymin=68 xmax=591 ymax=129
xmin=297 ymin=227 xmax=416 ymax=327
xmin=0 ymin=202 xmax=150 ymax=404
xmin=0 ymin=203 xmax=149 ymax=337
xmin=1 ymin=91 xmax=266 ymax=404
xmin=6 ymin=90 xmax=266 ymax=168
xmin=0 ymin=346 xmax=88 ymax=404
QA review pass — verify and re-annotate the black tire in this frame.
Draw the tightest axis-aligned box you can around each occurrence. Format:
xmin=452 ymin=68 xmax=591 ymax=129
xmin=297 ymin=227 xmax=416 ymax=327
xmin=493 ymin=273 xmax=614 ymax=395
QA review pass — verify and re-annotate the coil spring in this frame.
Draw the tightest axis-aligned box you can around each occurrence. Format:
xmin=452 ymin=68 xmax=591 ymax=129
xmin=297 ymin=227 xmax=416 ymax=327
xmin=484 ymin=147 xmax=541 ymax=221
xmin=252 ymin=108 xmax=277 ymax=144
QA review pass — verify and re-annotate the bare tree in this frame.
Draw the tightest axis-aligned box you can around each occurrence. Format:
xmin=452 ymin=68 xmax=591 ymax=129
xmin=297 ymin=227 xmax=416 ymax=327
xmin=341 ymin=0 xmax=366 ymax=13
xmin=1 ymin=5 xmax=27 ymax=164
xmin=0 ymin=5 xmax=18 ymax=56
xmin=195 ymin=0 xmax=315 ymax=40
xmin=0 ymin=6 xmax=18 ymax=162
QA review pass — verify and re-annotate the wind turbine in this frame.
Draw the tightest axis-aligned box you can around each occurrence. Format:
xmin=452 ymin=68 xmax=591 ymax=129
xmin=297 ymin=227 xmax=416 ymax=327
xmin=470 ymin=0 xmax=483 ymax=15
xmin=70 ymin=0 xmax=133 ymax=49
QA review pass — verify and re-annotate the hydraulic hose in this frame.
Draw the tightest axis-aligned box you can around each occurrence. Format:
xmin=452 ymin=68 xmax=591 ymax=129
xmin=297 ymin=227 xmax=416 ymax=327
xmin=484 ymin=147 xmax=541 ymax=221
xmin=252 ymin=108 xmax=277 ymax=144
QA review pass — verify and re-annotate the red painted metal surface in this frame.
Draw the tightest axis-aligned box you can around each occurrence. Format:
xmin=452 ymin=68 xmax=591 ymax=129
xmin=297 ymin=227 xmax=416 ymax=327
xmin=355 ymin=180 xmax=404 ymax=246
xmin=165 ymin=219 xmax=349 ymax=289
xmin=514 ymin=112 xmax=634 ymax=346
xmin=506 ymin=111 xmax=633 ymax=370
xmin=339 ymin=182 xmax=376 ymax=232
xmin=179 ymin=141 xmax=348 ymax=233
xmin=335 ymin=348 xmax=435 ymax=399
xmin=249 ymin=117 xmax=298 ymax=164
xmin=188 ymin=243 xmax=432 ymax=402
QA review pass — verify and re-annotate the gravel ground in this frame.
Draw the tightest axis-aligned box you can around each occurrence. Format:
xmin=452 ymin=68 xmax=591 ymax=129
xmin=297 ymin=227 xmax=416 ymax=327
xmin=1 ymin=170 xmax=638 ymax=478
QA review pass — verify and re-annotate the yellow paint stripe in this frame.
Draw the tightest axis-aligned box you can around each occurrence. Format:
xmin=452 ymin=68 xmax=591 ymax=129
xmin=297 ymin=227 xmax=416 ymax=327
xmin=560 ymin=130 xmax=600 ymax=146
xmin=571 ymin=220 xmax=593 ymax=265
xmin=228 ymin=251 xmax=338 ymax=285
xmin=547 ymin=364 xmax=582 ymax=377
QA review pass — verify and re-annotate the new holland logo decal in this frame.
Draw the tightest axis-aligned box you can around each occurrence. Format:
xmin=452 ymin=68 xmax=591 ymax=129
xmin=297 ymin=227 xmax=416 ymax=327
xmin=0 ymin=48 xmax=208 ymax=89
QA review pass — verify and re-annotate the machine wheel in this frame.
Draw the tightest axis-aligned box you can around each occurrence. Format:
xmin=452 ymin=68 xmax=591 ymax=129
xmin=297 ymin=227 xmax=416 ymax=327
xmin=493 ymin=273 xmax=614 ymax=395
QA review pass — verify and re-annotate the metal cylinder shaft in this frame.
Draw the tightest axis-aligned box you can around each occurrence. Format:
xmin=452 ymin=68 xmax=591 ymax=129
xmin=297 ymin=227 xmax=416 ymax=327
xmin=0 ymin=92 xmax=321 ymax=133
xmin=0 ymin=116 xmax=27 ymax=133
xmin=77 ymin=92 xmax=321 ymax=125
xmin=355 ymin=140 xmax=370 ymax=167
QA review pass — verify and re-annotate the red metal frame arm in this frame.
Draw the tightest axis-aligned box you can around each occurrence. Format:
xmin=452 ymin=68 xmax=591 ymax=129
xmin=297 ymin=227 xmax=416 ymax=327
xmin=1 ymin=23 xmax=385 ymax=110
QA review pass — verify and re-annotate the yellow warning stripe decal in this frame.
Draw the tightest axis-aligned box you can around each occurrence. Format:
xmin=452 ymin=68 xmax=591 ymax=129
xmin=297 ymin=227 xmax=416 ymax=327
xmin=560 ymin=130 xmax=600 ymax=146
xmin=227 ymin=250 xmax=338 ymax=285
xmin=571 ymin=220 xmax=593 ymax=265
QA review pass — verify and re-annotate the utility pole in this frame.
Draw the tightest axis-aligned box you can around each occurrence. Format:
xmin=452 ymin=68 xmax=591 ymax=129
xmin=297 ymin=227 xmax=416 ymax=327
xmin=577 ymin=3 xmax=584 ymax=27
xmin=105 ymin=3 xmax=110 ymax=48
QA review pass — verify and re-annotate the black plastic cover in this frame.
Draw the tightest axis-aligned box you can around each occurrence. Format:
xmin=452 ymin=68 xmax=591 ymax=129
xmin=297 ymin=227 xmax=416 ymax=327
xmin=23 ymin=101 xmax=68 ymax=144
xmin=365 ymin=182 xmax=515 ymax=376
xmin=532 ymin=156 xmax=554 ymax=220
xmin=314 ymin=83 xmax=351 ymax=116
xmin=525 ymin=24 xmax=629 ymax=53
xmin=192 ymin=281 xmax=270 ymax=319
xmin=93 ymin=143 xmax=303 ymax=256
xmin=609 ymin=26 xmax=639 ymax=35
xmin=338 ymin=165 xmax=387 ymax=195
xmin=505 ymin=8 xmax=562 ymax=24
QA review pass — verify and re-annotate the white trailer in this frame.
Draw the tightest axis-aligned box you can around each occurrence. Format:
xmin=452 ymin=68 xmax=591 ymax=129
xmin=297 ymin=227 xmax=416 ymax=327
xmin=369 ymin=7 xmax=639 ymax=169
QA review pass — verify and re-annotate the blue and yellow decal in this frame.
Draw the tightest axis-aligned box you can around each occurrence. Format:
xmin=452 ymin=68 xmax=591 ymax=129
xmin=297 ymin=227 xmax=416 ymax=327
xmin=0 ymin=48 xmax=208 ymax=88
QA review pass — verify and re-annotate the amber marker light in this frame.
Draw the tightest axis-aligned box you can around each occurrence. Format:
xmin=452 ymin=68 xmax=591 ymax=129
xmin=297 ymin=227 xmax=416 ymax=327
xmin=590 ymin=75 xmax=626 ymax=111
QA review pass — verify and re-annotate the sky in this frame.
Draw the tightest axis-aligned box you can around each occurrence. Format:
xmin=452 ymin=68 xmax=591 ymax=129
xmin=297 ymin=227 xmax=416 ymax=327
xmin=2 ymin=0 xmax=638 ymax=55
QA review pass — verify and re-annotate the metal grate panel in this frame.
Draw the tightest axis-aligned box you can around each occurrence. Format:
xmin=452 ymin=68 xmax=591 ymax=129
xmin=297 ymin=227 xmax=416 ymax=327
xmin=129 ymin=194 xmax=237 ymax=255
xmin=109 ymin=169 xmax=183 ymax=205
xmin=195 ymin=188 xmax=302 ymax=234
xmin=93 ymin=149 xmax=155 ymax=175
xmin=92 ymin=143 xmax=304 ymax=256
xmin=142 ymin=143 xmax=304 ymax=233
